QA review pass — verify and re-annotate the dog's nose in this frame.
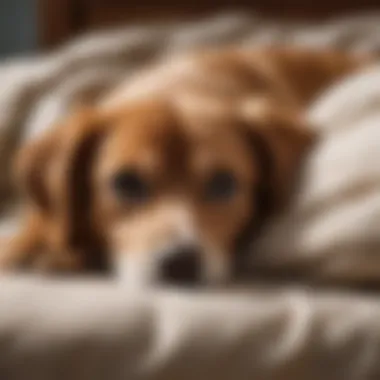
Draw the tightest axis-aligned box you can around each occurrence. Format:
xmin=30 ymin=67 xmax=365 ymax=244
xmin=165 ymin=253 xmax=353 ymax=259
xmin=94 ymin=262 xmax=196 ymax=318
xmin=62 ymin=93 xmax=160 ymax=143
xmin=160 ymin=245 xmax=201 ymax=286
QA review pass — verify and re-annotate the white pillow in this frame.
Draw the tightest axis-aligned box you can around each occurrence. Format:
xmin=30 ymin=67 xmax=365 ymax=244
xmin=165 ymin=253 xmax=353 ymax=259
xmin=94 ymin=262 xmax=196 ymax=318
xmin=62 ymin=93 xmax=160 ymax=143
xmin=251 ymin=65 xmax=380 ymax=284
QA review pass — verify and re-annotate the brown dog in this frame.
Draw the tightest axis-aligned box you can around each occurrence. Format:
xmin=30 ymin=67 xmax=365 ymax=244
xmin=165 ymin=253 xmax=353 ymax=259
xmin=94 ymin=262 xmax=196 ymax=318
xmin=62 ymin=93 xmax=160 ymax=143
xmin=0 ymin=47 xmax=370 ymax=286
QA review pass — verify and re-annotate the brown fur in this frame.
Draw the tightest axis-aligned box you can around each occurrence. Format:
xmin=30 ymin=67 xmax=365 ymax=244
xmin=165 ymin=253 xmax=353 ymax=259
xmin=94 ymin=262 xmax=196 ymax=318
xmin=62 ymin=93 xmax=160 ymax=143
xmin=0 ymin=47 xmax=370 ymax=280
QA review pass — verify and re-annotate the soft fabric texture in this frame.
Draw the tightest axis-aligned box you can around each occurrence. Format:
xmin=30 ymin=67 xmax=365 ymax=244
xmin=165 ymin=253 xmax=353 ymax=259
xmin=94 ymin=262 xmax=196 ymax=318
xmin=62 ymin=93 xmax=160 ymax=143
xmin=0 ymin=11 xmax=380 ymax=380
xmin=252 ymin=63 xmax=380 ymax=285
xmin=1 ymin=277 xmax=380 ymax=380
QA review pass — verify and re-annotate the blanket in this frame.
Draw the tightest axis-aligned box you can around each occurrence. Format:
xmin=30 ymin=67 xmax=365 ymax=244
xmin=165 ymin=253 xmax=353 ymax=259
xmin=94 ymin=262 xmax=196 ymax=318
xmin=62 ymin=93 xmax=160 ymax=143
xmin=0 ymin=11 xmax=380 ymax=380
xmin=252 ymin=63 xmax=380 ymax=286
xmin=1 ymin=11 xmax=380 ymax=217
xmin=1 ymin=277 xmax=380 ymax=380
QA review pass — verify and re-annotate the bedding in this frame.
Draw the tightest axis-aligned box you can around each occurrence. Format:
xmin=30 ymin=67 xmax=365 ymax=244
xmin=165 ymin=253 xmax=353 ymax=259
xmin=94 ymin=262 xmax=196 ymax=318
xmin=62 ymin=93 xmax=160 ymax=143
xmin=251 ymin=63 xmax=380 ymax=286
xmin=1 ymin=277 xmax=380 ymax=380
xmin=0 ymin=11 xmax=380 ymax=380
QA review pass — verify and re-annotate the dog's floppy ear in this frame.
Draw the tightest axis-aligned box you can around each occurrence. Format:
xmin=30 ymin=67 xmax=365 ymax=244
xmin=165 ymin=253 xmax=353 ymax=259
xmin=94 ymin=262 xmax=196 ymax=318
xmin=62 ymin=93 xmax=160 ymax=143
xmin=14 ymin=108 xmax=107 ymax=270
xmin=50 ymin=109 xmax=107 ymax=266
xmin=239 ymin=97 xmax=316 ymax=210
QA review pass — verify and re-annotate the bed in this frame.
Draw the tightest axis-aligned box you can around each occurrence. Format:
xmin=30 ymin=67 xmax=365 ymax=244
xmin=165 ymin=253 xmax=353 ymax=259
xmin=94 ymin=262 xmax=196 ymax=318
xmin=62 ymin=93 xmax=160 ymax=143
xmin=1 ymin=6 xmax=380 ymax=380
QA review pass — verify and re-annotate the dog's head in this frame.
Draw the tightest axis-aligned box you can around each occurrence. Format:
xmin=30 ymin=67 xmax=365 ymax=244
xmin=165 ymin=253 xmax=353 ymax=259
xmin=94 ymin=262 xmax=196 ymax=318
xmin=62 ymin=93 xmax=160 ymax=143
xmin=15 ymin=96 xmax=314 ymax=286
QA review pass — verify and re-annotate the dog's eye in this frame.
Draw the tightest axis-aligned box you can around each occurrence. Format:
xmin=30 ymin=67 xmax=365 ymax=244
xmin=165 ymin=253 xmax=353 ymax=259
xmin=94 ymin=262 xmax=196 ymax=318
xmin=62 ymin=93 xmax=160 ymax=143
xmin=204 ymin=170 xmax=238 ymax=202
xmin=111 ymin=170 xmax=149 ymax=203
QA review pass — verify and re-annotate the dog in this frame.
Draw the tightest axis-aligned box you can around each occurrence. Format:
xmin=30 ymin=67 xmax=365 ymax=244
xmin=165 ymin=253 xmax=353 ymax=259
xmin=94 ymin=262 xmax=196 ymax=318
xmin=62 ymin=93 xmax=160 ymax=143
xmin=0 ymin=47 xmax=370 ymax=287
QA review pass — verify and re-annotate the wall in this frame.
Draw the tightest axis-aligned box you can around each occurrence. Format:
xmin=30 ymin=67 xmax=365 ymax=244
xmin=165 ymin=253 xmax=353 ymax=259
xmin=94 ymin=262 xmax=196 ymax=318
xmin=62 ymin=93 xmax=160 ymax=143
xmin=0 ymin=0 xmax=37 ymax=58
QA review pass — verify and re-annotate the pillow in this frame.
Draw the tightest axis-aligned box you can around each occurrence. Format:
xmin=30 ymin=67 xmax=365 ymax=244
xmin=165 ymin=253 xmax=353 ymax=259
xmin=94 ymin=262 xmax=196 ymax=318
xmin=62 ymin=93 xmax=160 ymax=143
xmin=251 ymin=64 xmax=380 ymax=285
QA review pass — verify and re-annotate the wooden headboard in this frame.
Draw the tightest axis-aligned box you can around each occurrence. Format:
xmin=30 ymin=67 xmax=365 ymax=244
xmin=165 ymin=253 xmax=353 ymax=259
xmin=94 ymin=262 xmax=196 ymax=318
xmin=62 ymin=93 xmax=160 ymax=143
xmin=39 ymin=0 xmax=380 ymax=50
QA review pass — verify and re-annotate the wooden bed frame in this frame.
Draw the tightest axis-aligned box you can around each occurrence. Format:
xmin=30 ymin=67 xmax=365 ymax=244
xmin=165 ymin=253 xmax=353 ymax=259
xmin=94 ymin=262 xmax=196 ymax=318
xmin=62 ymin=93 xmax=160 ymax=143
xmin=39 ymin=0 xmax=380 ymax=50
